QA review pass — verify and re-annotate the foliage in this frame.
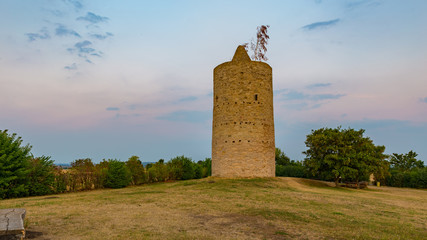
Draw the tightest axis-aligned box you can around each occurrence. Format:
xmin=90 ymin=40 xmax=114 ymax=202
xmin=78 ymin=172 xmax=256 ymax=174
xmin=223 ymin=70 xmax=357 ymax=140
xmin=197 ymin=158 xmax=212 ymax=178
xmin=126 ymin=156 xmax=146 ymax=185
xmin=0 ymin=129 xmax=31 ymax=199
xmin=53 ymin=166 xmax=68 ymax=193
xmin=147 ymin=160 xmax=169 ymax=182
xmin=27 ymin=155 xmax=56 ymax=196
xmin=275 ymin=148 xmax=291 ymax=166
xmin=386 ymin=168 xmax=427 ymax=188
xmin=276 ymin=165 xmax=306 ymax=178
xmin=94 ymin=159 xmax=110 ymax=188
xmin=167 ymin=155 xmax=195 ymax=180
xmin=389 ymin=151 xmax=424 ymax=172
xmin=303 ymin=127 xmax=387 ymax=187
xmin=104 ymin=159 xmax=131 ymax=189
xmin=70 ymin=158 xmax=96 ymax=191
xmin=243 ymin=25 xmax=270 ymax=61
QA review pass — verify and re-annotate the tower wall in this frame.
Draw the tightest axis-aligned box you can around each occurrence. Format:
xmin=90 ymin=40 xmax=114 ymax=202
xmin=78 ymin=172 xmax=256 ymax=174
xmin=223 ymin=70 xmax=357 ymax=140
xmin=212 ymin=47 xmax=275 ymax=177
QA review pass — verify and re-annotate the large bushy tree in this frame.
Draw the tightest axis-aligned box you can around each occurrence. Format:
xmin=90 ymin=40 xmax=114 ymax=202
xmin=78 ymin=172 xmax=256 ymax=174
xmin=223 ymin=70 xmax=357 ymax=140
xmin=27 ymin=155 xmax=56 ymax=196
xmin=104 ymin=159 xmax=131 ymax=188
xmin=0 ymin=130 xmax=31 ymax=199
xmin=167 ymin=156 xmax=195 ymax=180
xmin=126 ymin=156 xmax=146 ymax=185
xmin=389 ymin=151 xmax=424 ymax=172
xmin=303 ymin=127 xmax=387 ymax=188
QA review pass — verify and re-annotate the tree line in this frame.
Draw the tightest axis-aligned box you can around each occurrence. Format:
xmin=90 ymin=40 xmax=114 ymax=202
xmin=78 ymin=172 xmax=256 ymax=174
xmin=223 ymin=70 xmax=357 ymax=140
xmin=275 ymin=126 xmax=426 ymax=189
xmin=0 ymin=129 xmax=211 ymax=199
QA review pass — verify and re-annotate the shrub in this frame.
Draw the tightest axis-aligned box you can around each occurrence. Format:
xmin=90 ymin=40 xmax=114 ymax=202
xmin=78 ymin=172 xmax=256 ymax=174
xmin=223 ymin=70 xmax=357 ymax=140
xmin=126 ymin=156 xmax=146 ymax=185
xmin=147 ymin=160 xmax=168 ymax=182
xmin=70 ymin=158 xmax=96 ymax=190
xmin=0 ymin=130 xmax=31 ymax=199
xmin=276 ymin=165 xmax=306 ymax=178
xmin=104 ymin=159 xmax=131 ymax=188
xmin=198 ymin=158 xmax=212 ymax=178
xmin=167 ymin=156 xmax=195 ymax=180
xmin=386 ymin=168 xmax=427 ymax=188
xmin=53 ymin=166 xmax=68 ymax=193
xmin=27 ymin=156 xmax=55 ymax=196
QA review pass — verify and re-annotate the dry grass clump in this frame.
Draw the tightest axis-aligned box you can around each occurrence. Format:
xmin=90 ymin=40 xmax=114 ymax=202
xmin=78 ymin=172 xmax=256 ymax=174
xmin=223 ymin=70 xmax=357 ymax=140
xmin=1 ymin=177 xmax=426 ymax=239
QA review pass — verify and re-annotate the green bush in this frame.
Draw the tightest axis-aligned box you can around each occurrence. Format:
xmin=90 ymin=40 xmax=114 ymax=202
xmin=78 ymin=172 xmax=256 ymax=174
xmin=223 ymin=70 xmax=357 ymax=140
xmin=167 ymin=156 xmax=195 ymax=180
xmin=126 ymin=156 xmax=146 ymax=185
xmin=197 ymin=158 xmax=212 ymax=178
xmin=386 ymin=168 xmax=427 ymax=188
xmin=0 ymin=130 xmax=31 ymax=199
xmin=104 ymin=159 xmax=131 ymax=188
xmin=27 ymin=156 xmax=55 ymax=196
xmin=53 ymin=167 xmax=68 ymax=193
xmin=147 ymin=160 xmax=168 ymax=182
xmin=276 ymin=165 xmax=306 ymax=178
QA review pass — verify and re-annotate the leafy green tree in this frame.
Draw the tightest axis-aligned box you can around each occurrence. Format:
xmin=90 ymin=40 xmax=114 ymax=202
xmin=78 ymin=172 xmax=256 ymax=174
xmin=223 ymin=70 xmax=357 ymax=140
xmin=27 ymin=155 xmax=55 ymax=196
xmin=0 ymin=130 xmax=31 ymax=199
xmin=197 ymin=158 xmax=212 ymax=178
xmin=390 ymin=151 xmax=424 ymax=172
xmin=104 ymin=159 xmax=131 ymax=188
xmin=70 ymin=158 xmax=95 ymax=190
xmin=126 ymin=156 xmax=146 ymax=185
xmin=94 ymin=159 xmax=110 ymax=188
xmin=147 ymin=160 xmax=168 ymax=182
xmin=167 ymin=156 xmax=195 ymax=180
xmin=275 ymin=148 xmax=291 ymax=166
xmin=303 ymin=127 xmax=386 ymax=188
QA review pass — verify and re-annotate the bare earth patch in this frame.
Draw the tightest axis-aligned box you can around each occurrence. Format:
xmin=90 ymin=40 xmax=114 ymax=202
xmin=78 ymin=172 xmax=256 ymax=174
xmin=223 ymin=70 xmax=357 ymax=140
xmin=0 ymin=177 xmax=426 ymax=239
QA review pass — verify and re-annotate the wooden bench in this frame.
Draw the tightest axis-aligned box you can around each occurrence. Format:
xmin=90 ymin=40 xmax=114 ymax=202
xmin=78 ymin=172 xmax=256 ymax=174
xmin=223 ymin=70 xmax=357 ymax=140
xmin=0 ymin=209 xmax=26 ymax=240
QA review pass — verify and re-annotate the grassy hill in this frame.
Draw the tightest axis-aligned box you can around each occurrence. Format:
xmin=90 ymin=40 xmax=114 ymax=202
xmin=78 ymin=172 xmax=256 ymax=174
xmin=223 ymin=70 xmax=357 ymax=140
xmin=1 ymin=177 xmax=426 ymax=239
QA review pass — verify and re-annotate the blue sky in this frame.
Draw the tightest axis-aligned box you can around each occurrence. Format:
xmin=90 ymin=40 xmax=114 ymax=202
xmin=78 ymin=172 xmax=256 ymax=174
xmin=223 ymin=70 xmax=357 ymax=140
xmin=1 ymin=0 xmax=426 ymax=163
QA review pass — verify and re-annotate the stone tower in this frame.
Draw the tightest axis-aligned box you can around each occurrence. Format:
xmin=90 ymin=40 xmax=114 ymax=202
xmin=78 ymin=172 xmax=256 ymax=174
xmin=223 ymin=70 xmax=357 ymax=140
xmin=212 ymin=45 xmax=275 ymax=177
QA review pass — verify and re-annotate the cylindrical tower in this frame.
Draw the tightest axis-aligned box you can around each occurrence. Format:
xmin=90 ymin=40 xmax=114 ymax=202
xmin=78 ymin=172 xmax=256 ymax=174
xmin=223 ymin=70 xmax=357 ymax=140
xmin=212 ymin=45 xmax=275 ymax=177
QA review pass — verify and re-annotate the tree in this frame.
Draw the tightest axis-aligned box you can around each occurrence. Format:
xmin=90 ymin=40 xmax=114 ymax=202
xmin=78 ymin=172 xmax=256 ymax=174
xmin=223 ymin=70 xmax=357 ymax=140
xmin=126 ymin=156 xmax=146 ymax=185
xmin=104 ymin=159 xmax=131 ymax=188
xmin=303 ymin=127 xmax=386 ymax=188
xmin=389 ymin=151 xmax=424 ymax=172
xmin=275 ymin=147 xmax=291 ymax=166
xmin=244 ymin=25 xmax=270 ymax=61
xmin=167 ymin=156 xmax=195 ymax=180
xmin=27 ymin=155 xmax=56 ymax=196
xmin=70 ymin=158 xmax=95 ymax=190
xmin=0 ymin=130 xmax=31 ymax=199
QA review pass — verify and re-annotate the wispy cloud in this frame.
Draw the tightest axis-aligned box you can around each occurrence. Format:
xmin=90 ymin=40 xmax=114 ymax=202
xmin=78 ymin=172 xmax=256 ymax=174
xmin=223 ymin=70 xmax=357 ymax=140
xmin=421 ymin=97 xmax=427 ymax=103
xmin=106 ymin=107 xmax=120 ymax=111
xmin=77 ymin=12 xmax=109 ymax=24
xmin=310 ymin=94 xmax=345 ymax=101
xmin=178 ymin=96 xmax=198 ymax=102
xmin=281 ymin=90 xmax=306 ymax=100
xmin=302 ymin=19 xmax=340 ymax=31
xmin=67 ymin=40 xmax=103 ymax=63
xmin=64 ymin=63 xmax=77 ymax=70
xmin=306 ymin=83 xmax=332 ymax=89
xmin=64 ymin=0 xmax=83 ymax=11
xmin=157 ymin=111 xmax=210 ymax=123
xmin=346 ymin=0 xmax=381 ymax=10
xmin=278 ymin=89 xmax=346 ymax=102
xmin=90 ymin=32 xmax=113 ymax=40
xmin=73 ymin=40 xmax=95 ymax=53
xmin=55 ymin=24 xmax=81 ymax=38
xmin=25 ymin=28 xmax=50 ymax=41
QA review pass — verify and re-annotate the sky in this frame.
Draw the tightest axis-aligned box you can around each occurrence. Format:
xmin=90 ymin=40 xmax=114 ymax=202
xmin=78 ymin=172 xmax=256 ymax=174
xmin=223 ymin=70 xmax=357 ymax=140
xmin=1 ymin=0 xmax=426 ymax=164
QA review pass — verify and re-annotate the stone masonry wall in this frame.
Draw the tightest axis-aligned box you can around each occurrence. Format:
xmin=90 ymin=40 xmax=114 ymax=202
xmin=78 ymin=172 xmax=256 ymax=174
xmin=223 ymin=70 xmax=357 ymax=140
xmin=212 ymin=46 xmax=275 ymax=177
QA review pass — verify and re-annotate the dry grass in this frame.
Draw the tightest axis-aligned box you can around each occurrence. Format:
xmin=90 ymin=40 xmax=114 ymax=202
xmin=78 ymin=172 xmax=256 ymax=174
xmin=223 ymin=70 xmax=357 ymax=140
xmin=1 ymin=177 xmax=426 ymax=240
